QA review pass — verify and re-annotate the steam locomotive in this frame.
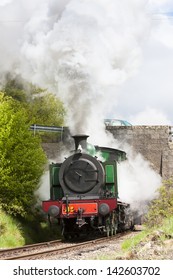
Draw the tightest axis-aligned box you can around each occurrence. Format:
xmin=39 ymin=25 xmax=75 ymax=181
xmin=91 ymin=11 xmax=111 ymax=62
xmin=42 ymin=135 xmax=133 ymax=239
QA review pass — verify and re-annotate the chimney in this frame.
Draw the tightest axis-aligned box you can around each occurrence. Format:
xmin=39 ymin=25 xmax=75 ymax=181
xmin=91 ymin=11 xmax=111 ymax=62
xmin=72 ymin=135 xmax=89 ymax=151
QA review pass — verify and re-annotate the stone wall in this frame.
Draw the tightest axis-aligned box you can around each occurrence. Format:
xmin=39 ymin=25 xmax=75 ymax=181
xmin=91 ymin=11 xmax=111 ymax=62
xmin=42 ymin=126 xmax=173 ymax=179
xmin=106 ymin=125 xmax=173 ymax=179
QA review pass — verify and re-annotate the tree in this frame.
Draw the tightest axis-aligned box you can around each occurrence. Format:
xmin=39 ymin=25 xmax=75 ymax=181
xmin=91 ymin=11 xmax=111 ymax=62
xmin=0 ymin=93 xmax=47 ymax=217
xmin=28 ymin=92 xmax=65 ymax=126
xmin=3 ymin=78 xmax=28 ymax=103
xmin=3 ymin=78 xmax=66 ymax=127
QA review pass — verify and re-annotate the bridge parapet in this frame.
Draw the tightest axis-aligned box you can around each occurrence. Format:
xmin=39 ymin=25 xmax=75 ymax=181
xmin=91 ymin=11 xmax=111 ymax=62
xmin=106 ymin=125 xmax=173 ymax=179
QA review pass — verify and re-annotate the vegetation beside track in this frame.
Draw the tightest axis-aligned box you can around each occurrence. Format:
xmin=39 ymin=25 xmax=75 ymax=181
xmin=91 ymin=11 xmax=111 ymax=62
xmin=0 ymin=80 xmax=65 ymax=248
xmin=1 ymin=140 xmax=173 ymax=258
xmin=91 ymin=181 xmax=173 ymax=260
xmin=0 ymin=207 xmax=61 ymax=248
xmin=121 ymin=180 xmax=173 ymax=254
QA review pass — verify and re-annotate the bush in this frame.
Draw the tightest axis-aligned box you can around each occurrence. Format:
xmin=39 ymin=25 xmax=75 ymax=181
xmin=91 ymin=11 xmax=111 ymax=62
xmin=0 ymin=93 xmax=47 ymax=217
xmin=145 ymin=179 xmax=173 ymax=228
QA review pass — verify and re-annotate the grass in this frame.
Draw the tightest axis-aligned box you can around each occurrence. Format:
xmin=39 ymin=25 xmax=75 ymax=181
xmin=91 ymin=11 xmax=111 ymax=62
xmin=0 ymin=207 xmax=61 ymax=248
xmin=0 ymin=208 xmax=25 ymax=248
xmin=156 ymin=216 xmax=173 ymax=241
xmin=90 ymin=216 xmax=173 ymax=260
xmin=121 ymin=216 xmax=173 ymax=256
xmin=121 ymin=230 xmax=150 ymax=251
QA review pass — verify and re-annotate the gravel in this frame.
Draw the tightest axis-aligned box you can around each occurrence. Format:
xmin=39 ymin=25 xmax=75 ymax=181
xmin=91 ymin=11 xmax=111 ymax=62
xmin=44 ymin=230 xmax=173 ymax=260
xmin=46 ymin=232 xmax=139 ymax=260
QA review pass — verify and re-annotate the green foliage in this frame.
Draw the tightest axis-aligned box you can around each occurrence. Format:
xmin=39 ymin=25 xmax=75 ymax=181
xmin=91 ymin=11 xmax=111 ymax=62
xmin=0 ymin=93 xmax=47 ymax=217
xmin=121 ymin=230 xmax=150 ymax=251
xmin=145 ymin=179 xmax=173 ymax=228
xmin=3 ymin=78 xmax=66 ymax=127
xmin=3 ymin=79 xmax=28 ymax=103
xmin=0 ymin=207 xmax=26 ymax=248
xmin=120 ymin=180 xmax=173 ymax=259
xmin=28 ymin=92 xmax=65 ymax=126
xmin=159 ymin=216 xmax=173 ymax=238
xmin=0 ymin=206 xmax=61 ymax=248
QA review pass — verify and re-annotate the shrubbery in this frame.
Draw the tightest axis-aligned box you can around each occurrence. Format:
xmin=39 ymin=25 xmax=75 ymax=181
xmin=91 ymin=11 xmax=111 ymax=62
xmin=145 ymin=179 xmax=173 ymax=228
xmin=0 ymin=93 xmax=47 ymax=217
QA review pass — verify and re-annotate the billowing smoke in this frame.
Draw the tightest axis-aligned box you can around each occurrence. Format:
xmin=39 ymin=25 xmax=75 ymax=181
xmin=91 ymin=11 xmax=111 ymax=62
xmin=117 ymin=145 xmax=161 ymax=214
xmin=0 ymin=0 xmax=151 ymax=138
xmin=0 ymin=1 xmax=162 ymax=210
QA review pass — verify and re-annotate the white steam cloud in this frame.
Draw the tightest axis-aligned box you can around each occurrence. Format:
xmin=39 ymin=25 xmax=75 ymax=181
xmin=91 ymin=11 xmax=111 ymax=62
xmin=118 ymin=147 xmax=161 ymax=213
xmin=0 ymin=0 xmax=151 ymax=138
xmin=0 ymin=1 xmax=162 ymax=209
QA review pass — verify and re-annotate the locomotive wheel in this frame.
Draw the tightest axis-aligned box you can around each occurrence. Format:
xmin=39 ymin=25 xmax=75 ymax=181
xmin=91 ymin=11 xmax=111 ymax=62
xmin=110 ymin=220 xmax=114 ymax=236
xmin=111 ymin=223 xmax=117 ymax=235
xmin=111 ymin=212 xmax=118 ymax=235
xmin=105 ymin=216 xmax=111 ymax=237
xmin=106 ymin=212 xmax=117 ymax=237
xmin=106 ymin=226 xmax=110 ymax=237
xmin=111 ymin=223 xmax=116 ymax=236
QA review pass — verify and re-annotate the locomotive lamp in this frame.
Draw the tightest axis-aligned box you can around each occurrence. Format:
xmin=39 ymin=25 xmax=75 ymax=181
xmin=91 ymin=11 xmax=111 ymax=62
xmin=48 ymin=205 xmax=60 ymax=217
xmin=99 ymin=203 xmax=110 ymax=216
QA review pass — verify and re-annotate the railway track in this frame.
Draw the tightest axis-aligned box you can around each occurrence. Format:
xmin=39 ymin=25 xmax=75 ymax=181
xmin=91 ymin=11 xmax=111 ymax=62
xmin=0 ymin=231 xmax=132 ymax=260
xmin=0 ymin=239 xmax=62 ymax=260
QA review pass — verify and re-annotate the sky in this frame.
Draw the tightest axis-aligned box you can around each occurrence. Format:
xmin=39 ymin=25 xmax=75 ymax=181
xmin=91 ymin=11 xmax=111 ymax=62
xmin=0 ymin=0 xmax=173 ymax=132
xmin=115 ymin=1 xmax=173 ymax=125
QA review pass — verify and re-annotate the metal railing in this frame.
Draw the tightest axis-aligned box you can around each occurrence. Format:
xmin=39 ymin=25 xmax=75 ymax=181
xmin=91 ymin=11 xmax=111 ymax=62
xmin=30 ymin=124 xmax=66 ymax=142
xmin=30 ymin=124 xmax=64 ymax=133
